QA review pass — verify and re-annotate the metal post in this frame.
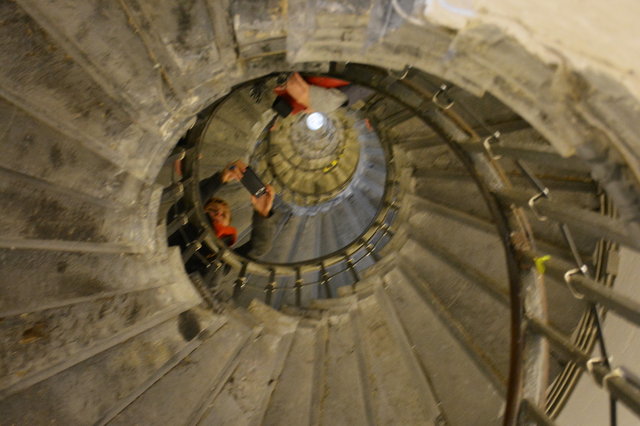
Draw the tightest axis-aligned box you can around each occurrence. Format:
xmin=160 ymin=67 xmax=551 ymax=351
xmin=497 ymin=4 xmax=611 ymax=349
xmin=295 ymin=268 xmax=303 ymax=307
xmin=265 ymin=268 xmax=276 ymax=306
xmin=345 ymin=255 xmax=359 ymax=293
xmin=320 ymin=262 xmax=332 ymax=299
xmin=233 ymin=262 xmax=248 ymax=300
xmin=361 ymin=238 xmax=379 ymax=261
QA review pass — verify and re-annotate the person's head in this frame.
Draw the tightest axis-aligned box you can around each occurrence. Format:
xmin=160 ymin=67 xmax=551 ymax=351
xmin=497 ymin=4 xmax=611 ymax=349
xmin=204 ymin=197 xmax=231 ymax=227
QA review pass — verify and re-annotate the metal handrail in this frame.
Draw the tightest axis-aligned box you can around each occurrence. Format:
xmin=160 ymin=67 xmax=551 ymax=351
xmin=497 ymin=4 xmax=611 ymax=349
xmin=385 ymin=64 xmax=633 ymax=425
xmin=165 ymin=77 xmax=404 ymax=299
xmin=321 ymin=63 xmax=534 ymax=426
xmin=163 ymin=65 xmax=640 ymax=424
xmin=445 ymin=79 xmax=627 ymax=424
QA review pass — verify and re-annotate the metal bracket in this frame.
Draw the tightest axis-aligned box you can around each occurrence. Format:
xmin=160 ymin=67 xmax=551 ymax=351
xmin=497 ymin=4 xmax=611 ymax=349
xmin=563 ymin=266 xmax=589 ymax=299
xmin=432 ymin=84 xmax=454 ymax=110
xmin=528 ymin=190 xmax=550 ymax=222
xmin=482 ymin=131 xmax=502 ymax=160
xmin=387 ymin=65 xmax=411 ymax=80
xmin=602 ymin=368 xmax=625 ymax=393
xmin=587 ymin=357 xmax=605 ymax=375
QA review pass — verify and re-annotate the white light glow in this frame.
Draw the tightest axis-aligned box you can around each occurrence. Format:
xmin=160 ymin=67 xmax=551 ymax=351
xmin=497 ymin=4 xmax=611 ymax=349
xmin=306 ymin=112 xmax=326 ymax=131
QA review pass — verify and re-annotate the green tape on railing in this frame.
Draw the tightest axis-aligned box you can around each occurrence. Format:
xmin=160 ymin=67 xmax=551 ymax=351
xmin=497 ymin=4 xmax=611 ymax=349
xmin=534 ymin=255 xmax=551 ymax=275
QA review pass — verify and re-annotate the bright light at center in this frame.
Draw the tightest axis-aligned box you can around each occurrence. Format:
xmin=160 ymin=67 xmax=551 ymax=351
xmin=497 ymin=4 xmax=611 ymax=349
xmin=306 ymin=112 xmax=326 ymax=131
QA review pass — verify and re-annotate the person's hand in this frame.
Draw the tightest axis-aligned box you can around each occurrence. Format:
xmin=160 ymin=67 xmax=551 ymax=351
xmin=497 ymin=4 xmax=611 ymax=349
xmin=251 ymin=185 xmax=275 ymax=217
xmin=284 ymin=72 xmax=311 ymax=109
xmin=221 ymin=160 xmax=247 ymax=183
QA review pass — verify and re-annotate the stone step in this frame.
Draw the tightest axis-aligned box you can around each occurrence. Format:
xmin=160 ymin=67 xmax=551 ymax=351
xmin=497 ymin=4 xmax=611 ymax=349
xmin=0 ymin=1 xmax=168 ymax=176
xmin=0 ymin=302 xmax=204 ymax=424
xmin=0 ymin=171 xmax=151 ymax=249
xmin=412 ymin=237 xmax=509 ymax=369
xmin=109 ymin=312 xmax=252 ymax=425
xmin=319 ymin=308 xmax=371 ymax=425
xmin=407 ymin=208 xmax=509 ymax=286
xmin=309 ymin=294 xmax=359 ymax=313
xmin=194 ymin=301 xmax=297 ymax=425
xmin=319 ymin=210 xmax=341 ymax=256
xmin=406 ymin=192 xmax=588 ymax=262
xmin=382 ymin=266 xmax=505 ymax=426
xmin=0 ymin=247 xmax=188 ymax=317
xmin=262 ymin=213 xmax=307 ymax=264
xmin=0 ymin=97 xmax=145 ymax=207
xmin=261 ymin=319 xmax=324 ymax=426
xmin=15 ymin=0 xmax=184 ymax=130
xmin=0 ymin=279 xmax=200 ymax=397
xmin=354 ymin=286 xmax=441 ymax=424
xmin=411 ymin=174 xmax=600 ymax=253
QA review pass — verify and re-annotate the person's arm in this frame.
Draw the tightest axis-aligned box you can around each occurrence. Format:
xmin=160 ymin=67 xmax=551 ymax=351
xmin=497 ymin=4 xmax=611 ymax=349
xmin=234 ymin=185 xmax=276 ymax=258
xmin=198 ymin=171 xmax=223 ymax=202
xmin=234 ymin=210 xmax=276 ymax=258
xmin=198 ymin=160 xmax=247 ymax=202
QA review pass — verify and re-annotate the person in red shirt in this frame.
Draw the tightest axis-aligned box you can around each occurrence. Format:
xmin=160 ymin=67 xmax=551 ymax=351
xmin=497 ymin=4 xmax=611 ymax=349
xmin=271 ymin=72 xmax=350 ymax=117
xmin=198 ymin=160 xmax=276 ymax=258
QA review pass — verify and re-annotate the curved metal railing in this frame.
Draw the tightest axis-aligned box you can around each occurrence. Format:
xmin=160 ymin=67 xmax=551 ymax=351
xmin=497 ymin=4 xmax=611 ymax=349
xmin=400 ymin=69 xmax=640 ymax=425
xmin=161 ymin=64 xmax=640 ymax=425
xmin=162 ymin=79 xmax=403 ymax=307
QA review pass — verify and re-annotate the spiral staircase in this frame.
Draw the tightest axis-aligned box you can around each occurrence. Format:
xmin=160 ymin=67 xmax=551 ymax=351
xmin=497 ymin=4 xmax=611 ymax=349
xmin=2 ymin=1 xmax=640 ymax=425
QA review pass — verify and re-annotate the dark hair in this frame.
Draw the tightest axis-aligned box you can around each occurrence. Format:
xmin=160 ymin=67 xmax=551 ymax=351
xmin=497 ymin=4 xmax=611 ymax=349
xmin=272 ymin=96 xmax=293 ymax=118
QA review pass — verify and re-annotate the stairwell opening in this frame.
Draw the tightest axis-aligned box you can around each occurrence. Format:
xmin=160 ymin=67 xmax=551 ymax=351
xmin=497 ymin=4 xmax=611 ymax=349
xmin=156 ymin=61 xmax=622 ymax=421
xmin=3 ymin=1 xmax=640 ymax=424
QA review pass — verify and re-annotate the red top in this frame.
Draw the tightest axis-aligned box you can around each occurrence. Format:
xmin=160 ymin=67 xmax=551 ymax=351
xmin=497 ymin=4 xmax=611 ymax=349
xmin=213 ymin=222 xmax=238 ymax=246
xmin=274 ymin=76 xmax=350 ymax=115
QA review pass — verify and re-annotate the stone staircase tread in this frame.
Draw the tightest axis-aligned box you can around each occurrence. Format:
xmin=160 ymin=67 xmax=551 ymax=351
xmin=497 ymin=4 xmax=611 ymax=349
xmin=309 ymin=294 xmax=359 ymax=311
xmin=195 ymin=318 xmax=297 ymax=425
xmin=261 ymin=319 xmax=321 ymax=425
xmin=0 ymin=306 xmax=202 ymax=424
xmin=354 ymin=287 xmax=441 ymax=424
xmin=320 ymin=309 xmax=371 ymax=425
xmin=0 ymin=100 xmax=144 ymax=206
xmin=0 ymin=172 xmax=147 ymax=247
xmin=0 ymin=247 xmax=190 ymax=317
xmin=96 ymin=309 xmax=226 ymax=424
xmin=0 ymin=2 xmax=162 ymax=165
xmin=247 ymin=299 xmax=299 ymax=335
xmin=407 ymin=210 xmax=509 ymax=286
xmin=0 ymin=280 xmax=201 ymax=396
xmin=382 ymin=267 xmax=505 ymax=426
xmin=399 ymin=240 xmax=512 ymax=372
xmin=408 ymin=192 xmax=592 ymax=261
xmin=394 ymin=258 xmax=508 ymax=392
xmin=109 ymin=314 xmax=253 ymax=426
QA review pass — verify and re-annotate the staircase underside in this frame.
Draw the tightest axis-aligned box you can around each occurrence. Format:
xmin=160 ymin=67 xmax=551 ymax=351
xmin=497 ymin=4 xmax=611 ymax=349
xmin=2 ymin=1 xmax=640 ymax=425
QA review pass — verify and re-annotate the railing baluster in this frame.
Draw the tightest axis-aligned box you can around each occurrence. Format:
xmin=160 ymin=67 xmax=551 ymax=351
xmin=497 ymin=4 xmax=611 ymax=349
xmin=233 ymin=262 xmax=248 ymax=300
xmin=514 ymin=160 xmax=550 ymax=197
xmin=527 ymin=316 xmax=640 ymax=419
xmin=520 ymin=398 xmax=557 ymax=426
xmin=203 ymin=248 xmax=225 ymax=290
xmin=559 ymin=224 xmax=589 ymax=276
xmin=181 ymin=230 xmax=206 ymax=264
xmin=166 ymin=213 xmax=189 ymax=236
xmin=345 ymin=255 xmax=359 ymax=293
xmin=320 ymin=262 xmax=332 ymax=299
xmin=162 ymin=176 xmax=194 ymax=205
xmin=265 ymin=269 xmax=276 ymax=306
xmin=361 ymin=238 xmax=379 ymax=261
xmin=295 ymin=268 xmax=303 ymax=307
